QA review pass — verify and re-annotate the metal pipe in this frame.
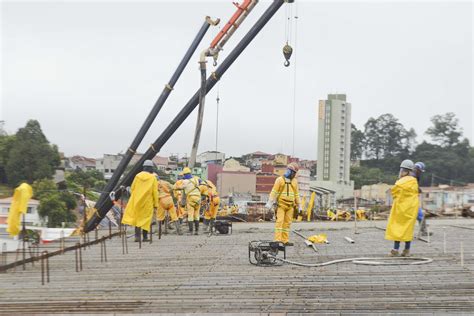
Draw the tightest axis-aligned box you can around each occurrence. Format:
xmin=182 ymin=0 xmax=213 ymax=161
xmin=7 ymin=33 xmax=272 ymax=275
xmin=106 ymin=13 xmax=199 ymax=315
xmin=85 ymin=0 xmax=290 ymax=232
xmin=188 ymin=62 xmax=207 ymax=168
xmin=93 ymin=18 xmax=214 ymax=213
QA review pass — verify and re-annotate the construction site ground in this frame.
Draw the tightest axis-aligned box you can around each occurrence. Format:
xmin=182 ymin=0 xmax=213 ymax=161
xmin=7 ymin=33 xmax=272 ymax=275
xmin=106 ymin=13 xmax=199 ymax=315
xmin=0 ymin=218 xmax=473 ymax=314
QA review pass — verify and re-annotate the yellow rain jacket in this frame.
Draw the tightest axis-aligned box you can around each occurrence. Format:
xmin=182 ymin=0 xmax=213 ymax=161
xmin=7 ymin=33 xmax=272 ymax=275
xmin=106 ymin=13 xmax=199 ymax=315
xmin=385 ymin=176 xmax=419 ymax=242
xmin=269 ymin=176 xmax=300 ymax=208
xmin=122 ymin=171 xmax=159 ymax=232
xmin=7 ymin=183 xmax=33 ymax=236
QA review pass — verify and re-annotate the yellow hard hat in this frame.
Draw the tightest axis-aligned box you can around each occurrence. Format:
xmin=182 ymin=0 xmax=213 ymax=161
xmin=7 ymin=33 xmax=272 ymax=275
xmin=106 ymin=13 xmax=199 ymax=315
xmin=183 ymin=167 xmax=192 ymax=174
xmin=287 ymin=162 xmax=299 ymax=172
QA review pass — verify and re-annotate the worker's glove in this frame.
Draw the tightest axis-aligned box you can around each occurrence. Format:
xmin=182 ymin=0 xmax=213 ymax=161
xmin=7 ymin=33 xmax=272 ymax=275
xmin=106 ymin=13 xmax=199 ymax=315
xmin=265 ymin=200 xmax=273 ymax=210
xmin=126 ymin=186 xmax=131 ymax=194
xmin=298 ymin=206 xmax=303 ymax=216
xmin=417 ymin=207 xmax=424 ymax=222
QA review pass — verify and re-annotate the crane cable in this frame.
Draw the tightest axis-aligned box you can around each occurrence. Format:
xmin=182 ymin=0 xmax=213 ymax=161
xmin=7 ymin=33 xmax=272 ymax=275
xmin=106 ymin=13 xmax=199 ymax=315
xmin=283 ymin=3 xmax=294 ymax=66
xmin=291 ymin=5 xmax=298 ymax=156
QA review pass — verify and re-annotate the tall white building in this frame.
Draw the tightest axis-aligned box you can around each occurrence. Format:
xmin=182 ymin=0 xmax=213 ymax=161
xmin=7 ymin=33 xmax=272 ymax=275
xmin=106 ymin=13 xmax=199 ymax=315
xmin=312 ymin=94 xmax=354 ymax=199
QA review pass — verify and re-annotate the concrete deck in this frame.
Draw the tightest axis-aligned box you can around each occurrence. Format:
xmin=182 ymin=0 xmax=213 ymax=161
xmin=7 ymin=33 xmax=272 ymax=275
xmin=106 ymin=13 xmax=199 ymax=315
xmin=0 ymin=219 xmax=473 ymax=314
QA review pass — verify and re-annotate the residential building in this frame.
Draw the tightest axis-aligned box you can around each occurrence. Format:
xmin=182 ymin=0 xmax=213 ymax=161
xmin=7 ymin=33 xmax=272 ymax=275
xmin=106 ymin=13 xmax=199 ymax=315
xmin=261 ymin=164 xmax=274 ymax=174
xmin=242 ymin=151 xmax=272 ymax=171
xmin=223 ymin=158 xmax=250 ymax=172
xmin=96 ymin=154 xmax=123 ymax=180
xmin=206 ymin=163 xmax=223 ymax=184
xmin=216 ymin=171 xmax=256 ymax=196
xmin=196 ymin=151 xmax=225 ymax=165
xmin=0 ymin=198 xmax=43 ymax=226
xmin=256 ymin=173 xmax=278 ymax=199
xmin=360 ymin=183 xmax=392 ymax=202
xmin=312 ymin=94 xmax=354 ymax=199
xmin=66 ymin=156 xmax=96 ymax=171
xmin=273 ymin=153 xmax=289 ymax=166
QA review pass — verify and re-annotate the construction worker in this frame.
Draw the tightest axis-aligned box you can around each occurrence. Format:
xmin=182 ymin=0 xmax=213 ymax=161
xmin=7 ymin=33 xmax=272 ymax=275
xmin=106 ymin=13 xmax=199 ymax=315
xmin=173 ymin=172 xmax=186 ymax=222
xmin=265 ymin=162 xmax=301 ymax=246
xmin=156 ymin=175 xmax=182 ymax=235
xmin=386 ymin=159 xmax=419 ymax=257
xmin=175 ymin=167 xmax=201 ymax=235
xmin=122 ymin=160 xmax=159 ymax=242
xmin=413 ymin=161 xmax=430 ymax=236
xmin=200 ymin=179 xmax=220 ymax=232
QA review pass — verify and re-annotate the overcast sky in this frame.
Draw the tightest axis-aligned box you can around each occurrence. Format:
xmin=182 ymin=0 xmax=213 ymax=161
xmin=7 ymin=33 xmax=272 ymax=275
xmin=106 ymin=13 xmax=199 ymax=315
xmin=1 ymin=0 xmax=472 ymax=160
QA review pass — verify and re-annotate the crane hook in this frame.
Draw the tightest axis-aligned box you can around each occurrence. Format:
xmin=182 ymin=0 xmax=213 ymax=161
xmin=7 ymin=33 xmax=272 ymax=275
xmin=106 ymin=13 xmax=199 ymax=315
xmin=283 ymin=43 xmax=293 ymax=67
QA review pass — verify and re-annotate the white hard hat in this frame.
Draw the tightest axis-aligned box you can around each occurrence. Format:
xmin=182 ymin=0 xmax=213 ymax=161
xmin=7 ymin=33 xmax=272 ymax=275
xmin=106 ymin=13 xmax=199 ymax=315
xmin=143 ymin=160 xmax=154 ymax=167
xmin=400 ymin=159 xmax=414 ymax=170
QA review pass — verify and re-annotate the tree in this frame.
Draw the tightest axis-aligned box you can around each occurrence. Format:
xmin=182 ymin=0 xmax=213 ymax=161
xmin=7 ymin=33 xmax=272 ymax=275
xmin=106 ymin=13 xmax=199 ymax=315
xmin=33 ymin=179 xmax=77 ymax=227
xmin=0 ymin=134 xmax=15 ymax=183
xmin=364 ymin=114 xmax=416 ymax=159
xmin=351 ymin=124 xmax=365 ymax=160
xmin=351 ymin=165 xmax=397 ymax=189
xmin=5 ymin=120 xmax=60 ymax=186
xmin=37 ymin=194 xmax=76 ymax=228
xmin=426 ymin=112 xmax=462 ymax=147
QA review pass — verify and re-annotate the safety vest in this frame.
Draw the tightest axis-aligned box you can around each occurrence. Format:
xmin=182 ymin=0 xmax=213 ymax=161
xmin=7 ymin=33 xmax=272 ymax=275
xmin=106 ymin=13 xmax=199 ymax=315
xmin=157 ymin=180 xmax=173 ymax=199
xmin=270 ymin=176 xmax=300 ymax=207
xmin=182 ymin=177 xmax=201 ymax=197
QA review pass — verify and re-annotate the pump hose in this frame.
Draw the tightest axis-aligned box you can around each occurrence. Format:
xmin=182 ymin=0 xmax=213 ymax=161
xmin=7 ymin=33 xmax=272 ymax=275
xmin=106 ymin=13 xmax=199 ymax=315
xmin=269 ymin=255 xmax=433 ymax=267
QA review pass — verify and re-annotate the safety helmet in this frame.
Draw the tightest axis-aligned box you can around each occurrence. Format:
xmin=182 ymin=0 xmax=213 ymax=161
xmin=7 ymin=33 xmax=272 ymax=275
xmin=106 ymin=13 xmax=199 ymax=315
xmin=178 ymin=172 xmax=184 ymax=176
xmin=414 ymin=161 xmax=426 ymax=172
xmin=182 ymin=167 xmax=192 ymax=174
xmin=143 ymin=160 xmax=154 ymax=167
xmin=400 ymin=159 xmax=414 ymax=170
xmin=287 ymin=162 xmax=299 ymax=173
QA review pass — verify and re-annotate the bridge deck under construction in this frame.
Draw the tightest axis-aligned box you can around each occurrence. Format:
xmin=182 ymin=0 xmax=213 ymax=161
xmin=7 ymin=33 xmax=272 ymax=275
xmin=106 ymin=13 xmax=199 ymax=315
xmin=0 ymin=219 xmax=473 ymax=314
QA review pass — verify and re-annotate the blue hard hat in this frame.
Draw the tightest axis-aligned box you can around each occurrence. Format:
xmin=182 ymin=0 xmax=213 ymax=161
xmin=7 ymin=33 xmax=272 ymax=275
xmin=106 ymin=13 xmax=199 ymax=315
xmin=415 ymin=162 xmax=426 ymax=172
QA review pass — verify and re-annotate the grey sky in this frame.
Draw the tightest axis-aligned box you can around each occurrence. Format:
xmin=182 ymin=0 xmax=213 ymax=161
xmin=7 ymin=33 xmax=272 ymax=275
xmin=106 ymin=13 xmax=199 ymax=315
xmin=1 ymin=0 xmax=472 ymax=160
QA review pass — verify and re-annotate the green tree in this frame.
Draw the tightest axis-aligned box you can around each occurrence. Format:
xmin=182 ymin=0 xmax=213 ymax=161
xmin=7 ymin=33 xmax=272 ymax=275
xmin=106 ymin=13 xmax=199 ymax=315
xmin=351 ymin=124 xmax=365 ymax=160
xmin=364 ymin=114 xmax=416 ymax=159
xmin=37 ymin=194 xmax=76 ymax=228
xmin=65 ymin=169 xmax=104 ymax=200
xmin=0 ymin=134 xmax=15 ymax=183
xmin=5 ymin=120 xmax=60 ymax=186
xmin=32 ymin=179 xmax=77 ymax=227
xmin=351 ymin=165 xmax=397 ymax=189
xmin=426 ymin=112 xmax=462 ymax=147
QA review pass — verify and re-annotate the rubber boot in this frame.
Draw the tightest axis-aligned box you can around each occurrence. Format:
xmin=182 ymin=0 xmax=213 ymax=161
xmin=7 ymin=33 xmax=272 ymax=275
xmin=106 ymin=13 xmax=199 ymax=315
xmin=175 ymin=221 xmax=182 ymax=235
xmin=203 ymin=219 xmax=209 ymax=232
xmin=187 ymin=221 xmax=194 ymax=235
xmin=194 ymin=220 xmax=199 ymax=235
xmin=134 ymin=227 xmax=141 ymax=242
xmin=209 ymin=219 xmax=215 ymax=233
xmin=142 ymin=230 xmax=149 ymax=242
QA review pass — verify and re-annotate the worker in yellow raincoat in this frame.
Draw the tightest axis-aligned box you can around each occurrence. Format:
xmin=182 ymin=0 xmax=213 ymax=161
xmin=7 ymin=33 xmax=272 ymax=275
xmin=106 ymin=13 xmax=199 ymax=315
xmin=122 ymin=160 xmax=159 ymax=242
xmin=265 ymin=162 xmax=301 ymax=246
xmin=385 ymin=159 xmax=419 ymax=257
xmin=200 ymin=179 xmax=220 ymax=232
xmin=174 ymin=167 xmax=201 ymax=235
xmin=6 ymin=183 xmax=33 ymax=237
xmin=156 ymin=176 xmax=182 ymax=235
xmin=173 ymin=173 xmax=186 ymax=222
